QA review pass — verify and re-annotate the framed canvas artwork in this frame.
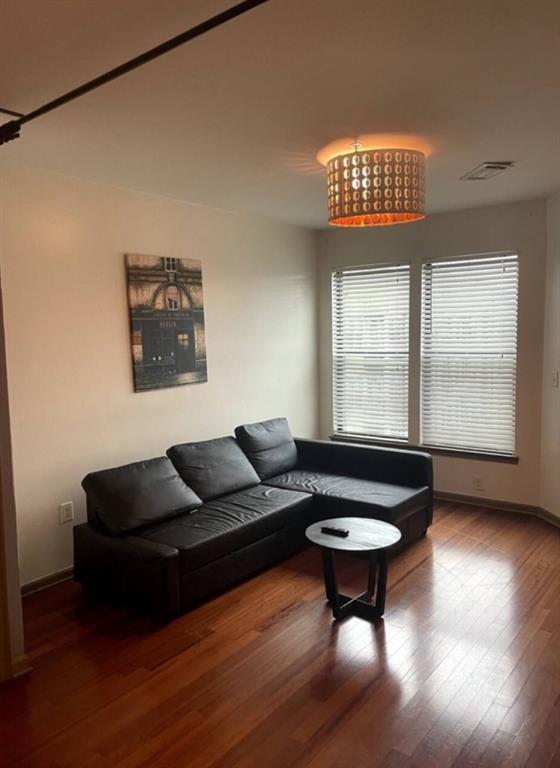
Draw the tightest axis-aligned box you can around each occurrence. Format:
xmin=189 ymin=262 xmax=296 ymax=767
xmin=125 ymin=254 xmax=207 ymax=392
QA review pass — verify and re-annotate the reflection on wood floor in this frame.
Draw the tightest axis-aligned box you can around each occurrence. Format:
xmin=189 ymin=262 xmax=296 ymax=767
xmin=1 ymin=502 xmax=559 ymax=768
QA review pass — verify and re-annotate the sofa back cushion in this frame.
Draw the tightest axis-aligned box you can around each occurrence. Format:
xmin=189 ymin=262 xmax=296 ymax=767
xmin=167 ymin=436 xmax=260 ymax=501
xmin=234 ymin=417 xmax=298 ymax=480
xmin=82 ymin=457 xmax=202 ymax=536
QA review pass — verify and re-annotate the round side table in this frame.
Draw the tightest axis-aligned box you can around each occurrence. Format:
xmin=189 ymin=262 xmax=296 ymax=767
xmin=305 ymin=517 xmax=401 ymax=621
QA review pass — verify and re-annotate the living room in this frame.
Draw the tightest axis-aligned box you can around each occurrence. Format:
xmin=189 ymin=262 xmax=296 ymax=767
xmin=0 ymin=1 xmax=559 ymax=766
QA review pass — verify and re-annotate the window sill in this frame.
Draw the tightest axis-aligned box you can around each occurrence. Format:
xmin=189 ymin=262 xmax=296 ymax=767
xmin=330 ymin=433 xmax=519 ymax=464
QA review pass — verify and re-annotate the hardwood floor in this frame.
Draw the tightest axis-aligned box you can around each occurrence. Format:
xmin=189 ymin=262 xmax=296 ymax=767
xmin=1 ymin=503 xmax=559 ymax=767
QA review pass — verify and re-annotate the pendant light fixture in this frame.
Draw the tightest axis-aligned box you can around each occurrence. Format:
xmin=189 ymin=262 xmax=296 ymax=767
xmin=326 ymin=142 xmax=426 ymax=227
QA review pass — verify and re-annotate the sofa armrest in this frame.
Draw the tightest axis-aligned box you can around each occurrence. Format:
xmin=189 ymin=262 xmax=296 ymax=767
xmin=294 ymin=438 xmax=433 ymax=492
xmin=73 ymin=523 xmax=181 ymax=619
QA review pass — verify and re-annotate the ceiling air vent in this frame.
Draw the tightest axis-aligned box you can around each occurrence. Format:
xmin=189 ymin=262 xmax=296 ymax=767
xmin=461 ymin=161 xmax=515 ymax=181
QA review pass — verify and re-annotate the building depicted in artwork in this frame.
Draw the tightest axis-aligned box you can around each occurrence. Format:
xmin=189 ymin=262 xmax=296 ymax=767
xmin=125 ymin=254 xmax=207 ymax=392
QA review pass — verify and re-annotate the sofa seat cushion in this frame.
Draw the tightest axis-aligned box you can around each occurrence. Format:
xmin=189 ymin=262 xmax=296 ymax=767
xmin=234 ymin=418 xmax=298 ymax=480
xmin=167 ymin=436 xmax=260 ymax=501
xmin=138 ymin=485 xmax=314 ymax=572
xmin=264 ymin=470 xmax=430 ymax=522
xmin=82 ymin=457 xmax=202 ymax=536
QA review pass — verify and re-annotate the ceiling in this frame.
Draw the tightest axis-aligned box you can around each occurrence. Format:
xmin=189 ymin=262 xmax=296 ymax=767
xmin=1 ymin=0 xmax=560 ymax=228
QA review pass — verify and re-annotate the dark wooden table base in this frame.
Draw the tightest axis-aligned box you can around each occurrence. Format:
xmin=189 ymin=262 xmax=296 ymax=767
xmin=322 ymin=548 xmax=389 ymax=621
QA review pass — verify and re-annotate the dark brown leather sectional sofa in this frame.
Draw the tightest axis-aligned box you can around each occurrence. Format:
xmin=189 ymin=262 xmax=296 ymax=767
xmin=74 ymin=418 xmax=433 ymax=619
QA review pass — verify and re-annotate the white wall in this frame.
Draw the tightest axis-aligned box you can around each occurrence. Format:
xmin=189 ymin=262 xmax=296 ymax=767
xmin=0 ymin=165 xmax=319 ymax=585
xmin=317 ymin=199 xmax=547 ymax=507
xmin=540 ymin=193 xmax=560 ymax=519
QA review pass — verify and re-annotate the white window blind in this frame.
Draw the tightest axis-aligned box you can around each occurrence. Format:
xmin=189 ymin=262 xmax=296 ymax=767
xmin=421 ymin=254 xmax=519 ymax=455
xmin=332 ymin=264 xmax=410 ymax=439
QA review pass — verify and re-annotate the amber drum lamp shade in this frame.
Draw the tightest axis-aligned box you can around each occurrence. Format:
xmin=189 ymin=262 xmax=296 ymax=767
xmin=327 ymin=148 xmax=426 ymax=227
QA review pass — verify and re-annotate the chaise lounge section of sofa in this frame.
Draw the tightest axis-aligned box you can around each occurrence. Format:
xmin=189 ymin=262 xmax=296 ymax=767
xmin=74 ymin=418 xmax=432 ymax=619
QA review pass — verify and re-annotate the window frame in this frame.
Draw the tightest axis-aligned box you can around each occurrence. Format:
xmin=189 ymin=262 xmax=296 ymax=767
xmin=330 ymin=251 xmax=520 ymax=462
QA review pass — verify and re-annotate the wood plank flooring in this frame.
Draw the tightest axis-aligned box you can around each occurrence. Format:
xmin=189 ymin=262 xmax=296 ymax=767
xmin=1 ymin=503 xmax=559 ymax=767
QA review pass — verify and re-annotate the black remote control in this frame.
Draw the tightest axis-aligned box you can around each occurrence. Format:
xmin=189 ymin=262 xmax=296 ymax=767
xmin=321 ymin=526 xmax=349 ymax=538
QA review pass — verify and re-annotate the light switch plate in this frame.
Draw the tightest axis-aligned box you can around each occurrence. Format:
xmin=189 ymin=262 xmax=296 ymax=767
xmin=58 ymin=501 xmax=74 ymax=525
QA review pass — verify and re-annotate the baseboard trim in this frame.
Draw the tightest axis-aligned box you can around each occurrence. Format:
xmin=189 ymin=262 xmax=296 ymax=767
xmin=536 ymin=506 xmax=560 ymax=529
xmin=11 ymin=654 xmax=32 ymax=678
xmin=21 ymin=567 xmax=73 ymax=597
xmin=435 ymin=491 xmax=560 ymax=529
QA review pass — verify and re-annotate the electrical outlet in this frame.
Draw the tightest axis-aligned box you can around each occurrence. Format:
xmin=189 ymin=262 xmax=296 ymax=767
xmin=553 ymin=371 xmax=559 ymax=389
xmin=58 ymin=501 xmax=74 ymax=525
xmin=473 ymin=476 xmax=485 ymax=492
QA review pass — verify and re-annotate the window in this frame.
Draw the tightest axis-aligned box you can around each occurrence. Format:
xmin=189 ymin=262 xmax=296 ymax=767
xmin=332 ymin=264 xmax=410 ymax=440
xmin=165 ymin=257 xmax=177 ymax=272
xmin=331 ymin=253 xmax=520 ymax=457
xmin=421 ymin=254 xmax=519 ymax=455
